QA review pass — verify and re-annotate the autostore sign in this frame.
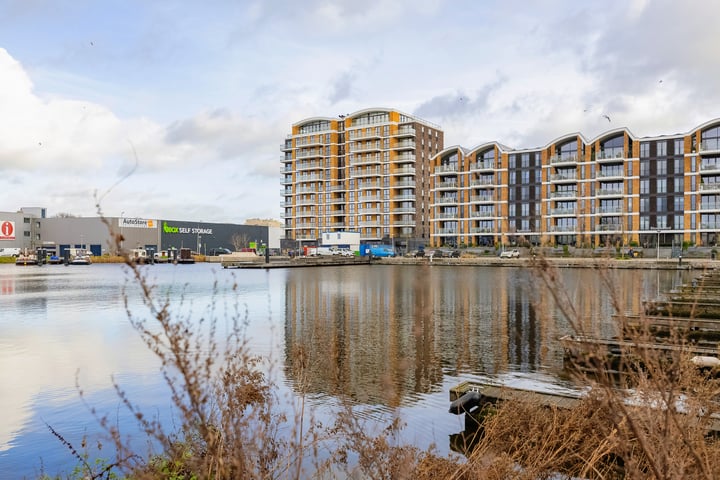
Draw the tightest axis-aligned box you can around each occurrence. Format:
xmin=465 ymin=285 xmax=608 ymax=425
xmin=162 ymin=222 xmax=213 ymax=235
xmin=0 ymin=221 xmax=15 ymax=240
xmin=119 ymin=218 xmax=156 ymax=228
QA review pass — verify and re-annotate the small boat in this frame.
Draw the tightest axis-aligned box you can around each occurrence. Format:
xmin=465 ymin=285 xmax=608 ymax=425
xmin=15 ymin=255 xmax=38 ymax=266
xmin=67 ymin=248 xmax=92 ymax=265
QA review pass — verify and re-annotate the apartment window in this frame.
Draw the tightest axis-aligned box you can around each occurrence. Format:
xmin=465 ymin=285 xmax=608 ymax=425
xmin=657 ymin=178 xmax=667 ymax=193
xmin=675 ymin=215 xmax=684 ymax=229
xmin=674 ymin=177 xmax=684 ymax=193
xmin=674 ymin=139 xmax=684 ymax=155
xmin=657 ymin=159 xmax=667 ymax=175
xmin=674 ymin=196 xmax=684 ymax=211
xmin=640 ymin=179 xmax=649 ymax=194
xmin=657 ymin=141 xmax=667 ymax=156
xmin=640 ymin=197 xmax=649 ymax=212
xmin=24 ymin=231 xmax=30 ymax=237
xmin=640 ymin=160 xmax=649 ymax=176
xmin=640 ymin=142 xmax=650 ymax=158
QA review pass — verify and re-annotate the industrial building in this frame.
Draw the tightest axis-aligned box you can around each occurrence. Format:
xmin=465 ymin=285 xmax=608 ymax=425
xmin=0 ymin=210 xmax=280 ymax=257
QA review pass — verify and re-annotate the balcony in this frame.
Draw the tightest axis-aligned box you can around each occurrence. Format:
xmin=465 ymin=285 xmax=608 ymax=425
xmin=595 ymin=224 xmax=622 ymax=232
xmin=350 ymin=154 xmax=383 ymax=166
xmin=700 ymin=162 xmax=720 ymax=174
xmin=392 ymin=217 xmax=416 ymax=227
xmin=550 ymin=154 xmax=578 ymax=165
xmin=297 ymin=174 xmax=323 ymax=182
xmin=700 ymin=223 xmax=720 ymax=229
xmin=596 ymin=170 xmax=624 ymax=179
xmin=471 ymin=210 xmax=494 ymax=218
xmin=392 ymin=167 xmax=416 ymax=176
xmin=596 ymin=188 xmax=624 ymax=197
xmin=435 ymin=180 xmax=458 ymax=190
xmin=349 ymin=129 xmax=382 ymax=140
xmin=358 ymin=220 xmax=382 ymax=227
xmin=392 ymin=207 xmax=416 ymax=214
xmin=550 ymin=172 xmax=577 ymax=182
xmin=358 ymin=194 xmax=381 ymax=202
xmin=395 ymin=126 xmax=416 ymax=137
xmin=350 ymin=142 xmax=382 ymax=153
xmin=470 ymin=194 xmax=495 ymax=203
xmin=470 ymin=161 xmax=495 ymax=171
xmin=393 ymin=179 xmax=416 ymax=188
xmin=598 ymin=206 xmax=622 ymax=214
xmin=700 ymin=203 xmax=720 ymax=212
xmin=435 ymin=197 xmax=458 ymax=204
xmin=550 ymin=191 xmax=577 ymax=199
xmin=394 ymin=153 xmax=416 ymax=163
xmin=700 ymin=183 xmax=720 ymax=192
xmin=470 ymin=177 xmax=494 ymax=187
xmin=296 ymin=197 xmax=318 ymax=206
xmin=350 ymin=167 xmax=382 ymax=178
xmin=296 ymin=161 xmax=322 ymax=171
xmin=550 ymin=207 xmax=576 ymax=216
xmin=395 ymin=140 xmax=416 ymax=150
xmin=595 ymin=151 xmax=626 ymax=163
xmin=550 ymin=225 xmax=577 ymax=232
xmin=296 ymin=149 xmax=326 ymax=159
xmin=436 ymin=212 xmax=458 ymax=219
xmin=470 ymin=227 xmax=494 ymax=234
xmin=358 ymin=208 xmax=381 ymax=214
xmin=395 ymin=194 xmax=416 ymax=201
xmin=357 ymin=181 xmax=381 ymax=190
xmin=434 ymin=164 xmax=458 ymax=174
xmin=436 ymin=228 xmax=458 ymax=235
xmin=699 ymin=139 xmax=720 ymax=155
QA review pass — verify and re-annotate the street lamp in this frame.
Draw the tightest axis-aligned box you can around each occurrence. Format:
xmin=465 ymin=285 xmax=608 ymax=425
xmin=656 ymin=228 xmax=662 ymax=261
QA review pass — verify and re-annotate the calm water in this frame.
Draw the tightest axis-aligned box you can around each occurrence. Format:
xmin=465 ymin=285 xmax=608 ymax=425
xmin=0 ymin=262 xmax=693 ymax=478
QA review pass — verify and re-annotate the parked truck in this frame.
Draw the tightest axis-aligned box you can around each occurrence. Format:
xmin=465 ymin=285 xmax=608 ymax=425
xmin=359 ymin=244 xmax=396 ymax=257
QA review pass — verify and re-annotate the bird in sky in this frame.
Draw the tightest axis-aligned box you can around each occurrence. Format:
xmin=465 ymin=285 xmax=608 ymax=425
xmin=602 ymin=114 xmax=611 ymax=122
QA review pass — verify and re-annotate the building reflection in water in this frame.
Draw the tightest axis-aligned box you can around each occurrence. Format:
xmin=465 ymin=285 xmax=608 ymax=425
xmin=283 ymin=265 xmax=693 ymax=407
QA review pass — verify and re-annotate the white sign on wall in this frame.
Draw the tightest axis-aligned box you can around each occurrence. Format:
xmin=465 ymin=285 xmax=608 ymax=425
xmin=119 ymin=218 xmax=157 ymax=229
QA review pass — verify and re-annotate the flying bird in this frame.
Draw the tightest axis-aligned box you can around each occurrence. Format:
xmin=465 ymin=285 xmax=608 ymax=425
xmin=602 ymin=114 xmax=611 ymax=122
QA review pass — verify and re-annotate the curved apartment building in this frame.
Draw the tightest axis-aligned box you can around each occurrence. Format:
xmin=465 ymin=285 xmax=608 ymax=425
xmin=430 ymin=118 xmax=720 ymax=249
xmin=281 ymin=108 xmax=444 ymax=250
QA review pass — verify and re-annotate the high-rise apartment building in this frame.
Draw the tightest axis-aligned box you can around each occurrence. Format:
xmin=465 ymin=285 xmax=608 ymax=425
xmin=281 ymin=108 xmax=444 ymax=249
xmin=429 ymin=119 xmax=720 ymax=249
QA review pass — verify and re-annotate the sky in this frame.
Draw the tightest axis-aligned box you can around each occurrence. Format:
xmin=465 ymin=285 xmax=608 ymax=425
xmin=0 ymin=0 xmax=719 ymax=223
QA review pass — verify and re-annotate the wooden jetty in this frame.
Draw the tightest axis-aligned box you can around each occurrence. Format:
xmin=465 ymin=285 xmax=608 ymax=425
xmin=448 ymin=379 xmax=720 ymax=435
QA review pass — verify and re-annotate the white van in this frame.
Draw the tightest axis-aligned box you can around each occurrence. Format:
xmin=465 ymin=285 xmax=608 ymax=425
xmin=0 ymin=247 xmax=21 ymax=257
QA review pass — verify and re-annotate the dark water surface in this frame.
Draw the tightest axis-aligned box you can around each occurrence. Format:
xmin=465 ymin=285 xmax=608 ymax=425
xmin=0 ymin=262 xmax=692 ymax=478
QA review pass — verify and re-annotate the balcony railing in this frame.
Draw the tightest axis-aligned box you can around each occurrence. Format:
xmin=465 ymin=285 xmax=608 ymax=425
xmin=596 ymin=188 xmax=624 ymax=196
xmin=471 ymin=210 xmax=494 ymax=218
xmin=470 ymin=161 xmax=495 ymax=170
xmin=469 ymin=227 xmax=494 ymax=234
xmin=700 ymin=183 xmax=720 ymax=192
xmin=550 ymin=191 xmax=577 ymax=199
xmin=700 ymin=140 xmax=720 ymax=153
xmin=434 ymin=164 xmax=458 ymax=174
xmin=550 ymin=154 xmax=578 ymax=164
xmin=596 ymin=151 xmax=625 ymax=162
xmin=436 ymin=197 xmax=458 ymax=204
xmin=470 ymin=178 xmax=494 ymax=186
xmin=435 ymin=181 xmax=458 ymax=189
xmin=551 ymin=172 xmax=577 ymax=182
xmin=550 ymin=208 xmax=576 ymax=215
xmin=436 ymin=212 xmax=458 ymax=219
xmin=470 ymin=195 xmax=494 ymax=203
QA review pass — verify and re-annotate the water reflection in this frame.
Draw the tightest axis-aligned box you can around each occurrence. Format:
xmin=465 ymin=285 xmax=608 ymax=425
xmin=283 ymin=265 xmax=695 ymax=408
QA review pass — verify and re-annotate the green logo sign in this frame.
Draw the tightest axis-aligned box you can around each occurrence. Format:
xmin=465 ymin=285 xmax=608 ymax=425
xmin=163 ymin=222 xmax=179 ymax=233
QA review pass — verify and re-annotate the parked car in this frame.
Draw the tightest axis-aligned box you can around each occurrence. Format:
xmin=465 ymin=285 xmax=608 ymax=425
xmin=449 ymin=250 xmax=461 ymax=258
xmin=406 ymin=249 xmax=425 ymax=257
xmin=208 ymin=247 xmax=232 ymax=256
xmin=499 ymin=249 xmax=520 ymax=258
